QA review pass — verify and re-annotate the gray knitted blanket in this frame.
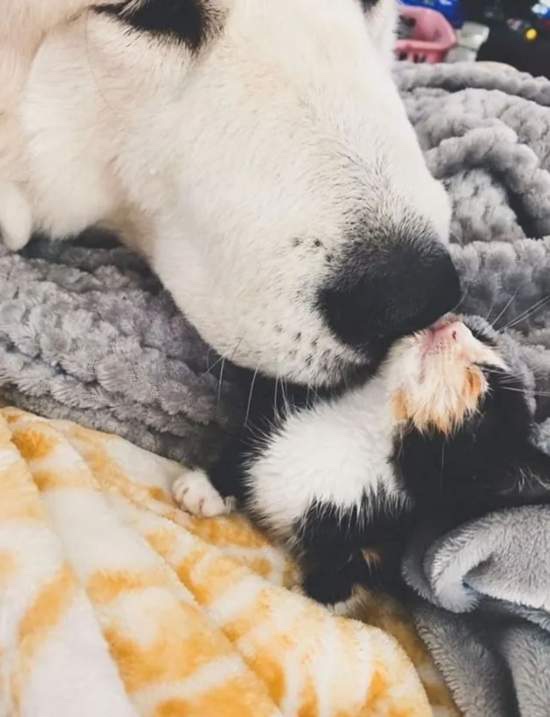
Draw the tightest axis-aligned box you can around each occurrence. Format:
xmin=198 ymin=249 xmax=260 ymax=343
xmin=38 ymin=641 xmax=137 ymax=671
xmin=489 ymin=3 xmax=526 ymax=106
xmin=0 ymin=233 xmax=244 ymax=467
xmin=2 ymin=62 xmax=550 ymax=715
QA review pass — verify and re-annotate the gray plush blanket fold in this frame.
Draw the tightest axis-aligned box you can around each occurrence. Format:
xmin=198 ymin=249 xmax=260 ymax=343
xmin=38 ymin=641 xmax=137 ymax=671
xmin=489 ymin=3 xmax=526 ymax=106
xmin=404 ymin=508 xmax=550 ymax=717
xmin=2 ymin=62 xmax=550 ymax=714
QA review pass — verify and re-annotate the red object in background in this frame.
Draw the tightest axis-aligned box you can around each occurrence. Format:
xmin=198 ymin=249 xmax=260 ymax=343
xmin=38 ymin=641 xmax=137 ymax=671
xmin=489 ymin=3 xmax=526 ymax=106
xmin=396 ymin=6 xmax=457 ymax=63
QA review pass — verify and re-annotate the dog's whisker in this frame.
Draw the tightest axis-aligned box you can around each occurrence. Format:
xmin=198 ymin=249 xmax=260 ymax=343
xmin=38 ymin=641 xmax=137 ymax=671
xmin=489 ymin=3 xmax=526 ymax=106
xmin=281 ymin=378 xmax=291 ymax=418
xmin=206 ymin=352 xmax=225 ymax=376
xmin=205 ymin=347 xmax=214 ymax=373
xmin=244 ymin=367 xmax=259 ymax=427
xmin=216 ymin=357 xmax=227 ymax=409
xmin=273 ymin=376 xmax=282 ymax=424
xmin=230 ymin=337 xmax=244 ymax=360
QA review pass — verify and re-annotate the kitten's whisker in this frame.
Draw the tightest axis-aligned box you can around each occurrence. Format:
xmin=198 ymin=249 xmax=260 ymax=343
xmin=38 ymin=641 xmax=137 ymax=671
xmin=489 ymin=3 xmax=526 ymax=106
xmin=485 ymin=292 xmax=500 ymax=325
xmin=501 ymin=386 xmax=550 ymax=397
xmin=503 ymin=295 xmax=550 ymax=330
xmin=501 ymin=296 xmax=547 ymax=330
xmin=451 ymin=287 xmax=470 ymax=316
xmin=492 ymin=289 xmax=520 ymax=329
xmin=480 ymin=367 xmax=517 ymax=380
xmin=507 ymin=302 xmax=550 ymax=330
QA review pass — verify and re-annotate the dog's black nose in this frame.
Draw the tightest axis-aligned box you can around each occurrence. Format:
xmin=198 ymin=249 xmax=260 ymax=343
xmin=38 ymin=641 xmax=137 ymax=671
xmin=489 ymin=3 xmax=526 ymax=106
xmin=319 ymin=236 xmax=460 ymax=360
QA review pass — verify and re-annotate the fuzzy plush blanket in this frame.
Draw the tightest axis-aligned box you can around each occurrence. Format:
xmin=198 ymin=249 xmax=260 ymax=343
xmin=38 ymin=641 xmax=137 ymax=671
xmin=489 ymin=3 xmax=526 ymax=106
xmin=0 ymin=407 xmax=454 ymax=717
xmin=2 ymin=61 xmax=550 ymax=716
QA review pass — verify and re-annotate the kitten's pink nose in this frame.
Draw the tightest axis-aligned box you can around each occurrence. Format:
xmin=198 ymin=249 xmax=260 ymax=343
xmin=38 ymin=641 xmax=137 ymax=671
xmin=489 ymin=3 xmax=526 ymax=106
xmin=430 ymin=318 xmax=466 ymax=345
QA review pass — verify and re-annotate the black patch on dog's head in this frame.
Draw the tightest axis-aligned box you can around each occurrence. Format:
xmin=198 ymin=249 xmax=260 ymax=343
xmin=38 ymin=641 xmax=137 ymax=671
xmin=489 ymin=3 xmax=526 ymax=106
xmin=360 ymin=0 xmax=382 ymax=8
xmin=96 ymin=0 xmax=222 ymax=53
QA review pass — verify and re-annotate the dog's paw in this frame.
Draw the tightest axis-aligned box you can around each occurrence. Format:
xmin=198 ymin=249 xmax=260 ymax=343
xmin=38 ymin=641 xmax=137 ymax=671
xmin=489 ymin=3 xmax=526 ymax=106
xmin=172 ymin=468 xmax=235 ymax=518
xmin=0 ymin=182 xmax=32 ymax=251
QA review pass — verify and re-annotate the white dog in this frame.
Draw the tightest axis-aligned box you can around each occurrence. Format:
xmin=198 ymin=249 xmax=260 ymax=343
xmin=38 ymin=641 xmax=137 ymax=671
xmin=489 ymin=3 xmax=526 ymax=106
xmin=0 ymin=0 xmax=459 ymax=386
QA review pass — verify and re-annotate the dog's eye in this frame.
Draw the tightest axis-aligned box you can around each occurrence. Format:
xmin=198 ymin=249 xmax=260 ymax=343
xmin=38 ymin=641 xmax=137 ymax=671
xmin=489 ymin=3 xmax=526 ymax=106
xmin=96 ymin=0 xmax=223 ymax=53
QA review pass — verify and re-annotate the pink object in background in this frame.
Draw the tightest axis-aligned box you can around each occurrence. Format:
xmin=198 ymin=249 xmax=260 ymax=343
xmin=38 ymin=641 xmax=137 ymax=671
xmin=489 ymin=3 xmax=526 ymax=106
xmin=396 ymin=6 xmax=457 ymax=63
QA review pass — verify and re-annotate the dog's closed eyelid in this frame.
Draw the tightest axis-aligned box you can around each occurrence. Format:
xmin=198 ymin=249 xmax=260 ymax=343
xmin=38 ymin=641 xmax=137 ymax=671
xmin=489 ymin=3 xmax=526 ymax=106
xmin=360 ymin=0 xmax=383 ymax=9
xmin=95 ymin=0 xmax=223 ymax=53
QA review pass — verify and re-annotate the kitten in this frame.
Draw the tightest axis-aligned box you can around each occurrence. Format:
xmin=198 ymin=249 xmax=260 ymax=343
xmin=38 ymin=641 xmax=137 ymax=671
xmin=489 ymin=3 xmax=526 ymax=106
xmin=173 ymin=315 xmax=550 ymax=604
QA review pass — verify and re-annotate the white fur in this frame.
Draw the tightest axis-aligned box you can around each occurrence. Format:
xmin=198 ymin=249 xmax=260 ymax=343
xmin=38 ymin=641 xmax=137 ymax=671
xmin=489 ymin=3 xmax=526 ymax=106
xmin=1 ymin=0 xmax=451 ymax=384
xmin=172 ymin=468 xmax=235 ymax=517
xmin=244 ymin=377 xmax=408 ymax=540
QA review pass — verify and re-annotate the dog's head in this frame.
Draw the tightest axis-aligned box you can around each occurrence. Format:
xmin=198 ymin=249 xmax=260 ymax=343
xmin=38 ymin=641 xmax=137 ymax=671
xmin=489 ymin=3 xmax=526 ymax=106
xmin=18 ymin=0 xmax=459 ymax=384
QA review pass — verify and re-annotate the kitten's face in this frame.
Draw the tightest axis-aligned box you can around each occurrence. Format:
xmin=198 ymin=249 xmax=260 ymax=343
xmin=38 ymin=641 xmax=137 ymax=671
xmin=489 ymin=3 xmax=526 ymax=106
xmin=387 ymin=315 xmax=508 ymax=435
xmin=387 ymin=314 xmax=550 ymax=515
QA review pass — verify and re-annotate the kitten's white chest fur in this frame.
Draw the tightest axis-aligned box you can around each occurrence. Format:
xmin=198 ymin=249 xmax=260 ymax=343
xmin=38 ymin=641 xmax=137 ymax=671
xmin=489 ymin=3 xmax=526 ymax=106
xmin=244 ymin=377 xmax=405 ymax=539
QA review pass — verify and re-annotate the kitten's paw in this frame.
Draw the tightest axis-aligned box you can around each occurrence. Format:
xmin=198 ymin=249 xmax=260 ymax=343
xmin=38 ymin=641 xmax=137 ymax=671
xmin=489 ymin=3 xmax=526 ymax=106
xmin=172 ymin=468 xmax=235 ymax=518
xmin=0 ymin=182 xmax=32 ymax=251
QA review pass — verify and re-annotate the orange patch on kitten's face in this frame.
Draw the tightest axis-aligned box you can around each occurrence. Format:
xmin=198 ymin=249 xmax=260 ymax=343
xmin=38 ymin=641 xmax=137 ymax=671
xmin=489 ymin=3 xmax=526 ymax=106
xmin=389 ymin=320 xmax=493 ymax=436
xmin=392 ymin=367 xmax=488 ymax=435
xmin=465 ymin=366 xmax=485 ymax=402
xmin=392 ymin=391 xmax=410 ymax=423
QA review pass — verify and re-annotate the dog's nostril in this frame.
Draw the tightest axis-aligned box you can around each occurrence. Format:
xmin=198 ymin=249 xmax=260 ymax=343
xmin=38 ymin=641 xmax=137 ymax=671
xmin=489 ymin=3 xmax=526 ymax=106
xmin=319 ymin=238 xmax=461 ymax=357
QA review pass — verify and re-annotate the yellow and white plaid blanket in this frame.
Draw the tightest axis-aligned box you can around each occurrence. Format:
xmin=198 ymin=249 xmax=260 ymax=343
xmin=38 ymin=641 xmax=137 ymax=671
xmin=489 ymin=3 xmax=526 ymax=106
xmin=0 ymin=408 xmax=458 ymax=717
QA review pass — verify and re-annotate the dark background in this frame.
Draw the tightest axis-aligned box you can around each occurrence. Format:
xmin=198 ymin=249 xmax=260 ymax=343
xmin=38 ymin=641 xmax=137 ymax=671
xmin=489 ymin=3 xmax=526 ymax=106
xmin=464 ymin=0 xmax=550 ymax=77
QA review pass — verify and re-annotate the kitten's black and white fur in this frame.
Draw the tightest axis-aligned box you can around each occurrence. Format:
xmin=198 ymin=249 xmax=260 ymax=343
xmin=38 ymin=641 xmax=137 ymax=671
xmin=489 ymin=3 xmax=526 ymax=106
xmin=173 ymin=314 xmax=550 ymax=605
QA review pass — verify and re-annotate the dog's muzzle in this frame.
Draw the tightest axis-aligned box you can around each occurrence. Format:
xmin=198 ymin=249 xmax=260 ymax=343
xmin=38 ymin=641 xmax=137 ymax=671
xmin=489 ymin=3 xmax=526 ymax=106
xmin=318 ymin=234 xmax=461 ymax=365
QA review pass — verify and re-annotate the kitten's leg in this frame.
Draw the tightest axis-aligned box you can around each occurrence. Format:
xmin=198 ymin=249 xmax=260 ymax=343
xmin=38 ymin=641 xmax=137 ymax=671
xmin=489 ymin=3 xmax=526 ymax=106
xmin=207 ymin=434 xmax=251 ymax=505
xmin=172 ymin=468 xmax=235 ymax=518
xmin=172 ymin=435 xmax=249 ymax=517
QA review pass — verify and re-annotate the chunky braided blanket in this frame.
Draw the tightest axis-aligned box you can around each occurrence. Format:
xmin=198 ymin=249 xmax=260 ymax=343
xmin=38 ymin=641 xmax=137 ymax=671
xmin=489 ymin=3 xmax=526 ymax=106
xmin=0 ymin=408 xmax=450 ymax=716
